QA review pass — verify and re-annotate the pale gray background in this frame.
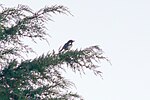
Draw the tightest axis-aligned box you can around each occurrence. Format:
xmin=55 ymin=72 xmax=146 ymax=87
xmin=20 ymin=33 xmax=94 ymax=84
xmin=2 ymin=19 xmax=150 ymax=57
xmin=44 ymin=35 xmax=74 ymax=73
xmin=1 ymin=0 xmax=150 ymax=100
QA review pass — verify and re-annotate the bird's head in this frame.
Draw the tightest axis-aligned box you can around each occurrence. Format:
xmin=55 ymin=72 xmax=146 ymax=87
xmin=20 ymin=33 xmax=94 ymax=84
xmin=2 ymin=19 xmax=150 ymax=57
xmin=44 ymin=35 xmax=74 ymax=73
xmin=68 ymin=40 xmax=75 ymax=43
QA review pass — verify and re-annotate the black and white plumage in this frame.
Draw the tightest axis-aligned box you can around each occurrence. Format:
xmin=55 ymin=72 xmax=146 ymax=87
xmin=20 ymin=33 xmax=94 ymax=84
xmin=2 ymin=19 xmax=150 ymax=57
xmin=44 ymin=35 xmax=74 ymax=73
xmin=59 ymin=40 xmax=74 ymax=52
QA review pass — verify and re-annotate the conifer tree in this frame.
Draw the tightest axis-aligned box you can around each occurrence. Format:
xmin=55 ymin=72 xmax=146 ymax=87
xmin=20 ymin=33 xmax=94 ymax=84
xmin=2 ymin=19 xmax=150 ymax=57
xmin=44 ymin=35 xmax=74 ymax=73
xmin=0 ymin=4 xmax=108 ymax=100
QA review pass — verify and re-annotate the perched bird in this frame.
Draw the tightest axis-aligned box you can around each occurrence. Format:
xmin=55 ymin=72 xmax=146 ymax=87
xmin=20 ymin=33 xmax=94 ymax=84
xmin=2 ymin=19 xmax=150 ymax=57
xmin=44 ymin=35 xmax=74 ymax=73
xmin=59 ymin=40 xmax=75 ymax=52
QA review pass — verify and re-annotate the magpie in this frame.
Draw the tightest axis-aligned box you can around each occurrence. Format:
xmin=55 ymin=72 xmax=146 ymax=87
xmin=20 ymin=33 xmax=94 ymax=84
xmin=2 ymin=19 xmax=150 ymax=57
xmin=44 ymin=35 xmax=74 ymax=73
xmin=59 ymin=40 xmax=75 ymax=52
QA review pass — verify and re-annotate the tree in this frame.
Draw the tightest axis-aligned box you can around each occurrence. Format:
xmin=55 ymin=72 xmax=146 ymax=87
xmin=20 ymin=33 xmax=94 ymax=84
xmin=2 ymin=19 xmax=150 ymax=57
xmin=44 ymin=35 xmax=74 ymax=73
xmin=0 ymin=4 xmax=108 ymax=100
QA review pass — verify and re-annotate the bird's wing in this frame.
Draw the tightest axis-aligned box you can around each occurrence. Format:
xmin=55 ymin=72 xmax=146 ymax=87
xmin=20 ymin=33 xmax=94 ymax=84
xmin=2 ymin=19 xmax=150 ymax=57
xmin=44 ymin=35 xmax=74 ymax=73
xmin=59 ymin=43 xmax=67 ymax=52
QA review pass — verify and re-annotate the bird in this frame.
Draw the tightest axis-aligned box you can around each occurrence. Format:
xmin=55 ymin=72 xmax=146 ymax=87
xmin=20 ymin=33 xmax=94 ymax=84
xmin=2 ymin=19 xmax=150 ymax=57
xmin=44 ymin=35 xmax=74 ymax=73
xmin=59 ymin=40 xmax=75 ymax=52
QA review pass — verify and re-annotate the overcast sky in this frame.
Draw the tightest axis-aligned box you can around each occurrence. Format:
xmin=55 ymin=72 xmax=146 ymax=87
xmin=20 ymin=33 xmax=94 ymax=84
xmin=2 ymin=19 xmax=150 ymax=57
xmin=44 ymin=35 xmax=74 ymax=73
xmin=1 ymin=0 xmax=150 ymax=100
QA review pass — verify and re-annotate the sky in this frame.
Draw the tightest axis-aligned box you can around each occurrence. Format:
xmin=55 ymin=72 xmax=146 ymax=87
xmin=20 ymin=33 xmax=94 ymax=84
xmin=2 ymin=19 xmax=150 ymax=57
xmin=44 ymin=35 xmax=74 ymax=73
xmin=1 ymin=0 xmax=150 ymax=100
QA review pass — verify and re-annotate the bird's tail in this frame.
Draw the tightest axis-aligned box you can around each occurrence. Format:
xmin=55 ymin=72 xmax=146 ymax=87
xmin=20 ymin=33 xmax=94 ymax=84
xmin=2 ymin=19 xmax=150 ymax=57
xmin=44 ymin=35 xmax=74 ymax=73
xmin=58 ymin=46 xmax=63 ymax=53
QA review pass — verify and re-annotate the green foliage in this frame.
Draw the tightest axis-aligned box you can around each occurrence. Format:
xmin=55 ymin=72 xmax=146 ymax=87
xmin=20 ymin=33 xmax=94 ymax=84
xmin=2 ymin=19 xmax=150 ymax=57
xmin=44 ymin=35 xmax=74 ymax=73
xmin=0 ymin=4 xmax=108 ymax=100
xmin=0 ymin=4 xmax=70 ymax=65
